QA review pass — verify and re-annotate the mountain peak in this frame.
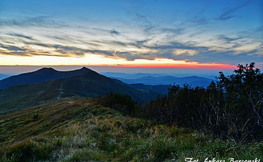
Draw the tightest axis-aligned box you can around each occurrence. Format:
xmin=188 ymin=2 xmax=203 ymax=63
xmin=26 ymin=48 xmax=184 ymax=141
xmin=34 ymin=68 xmax=57 ymax=75
xmin=77 ymin=67 xmax=95 ymax=75
xmin=37 ymin=67 xmax=56 ymax=72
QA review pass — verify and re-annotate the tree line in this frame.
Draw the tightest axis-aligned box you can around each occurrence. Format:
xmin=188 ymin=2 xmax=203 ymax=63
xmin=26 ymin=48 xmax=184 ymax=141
xmin=102 ymin=63 xmax=263 ymax=142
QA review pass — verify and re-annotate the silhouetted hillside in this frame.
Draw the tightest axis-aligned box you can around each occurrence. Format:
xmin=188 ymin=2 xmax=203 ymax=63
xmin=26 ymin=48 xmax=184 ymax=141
xmin=0 ymin=67 xmax=91 ymax=90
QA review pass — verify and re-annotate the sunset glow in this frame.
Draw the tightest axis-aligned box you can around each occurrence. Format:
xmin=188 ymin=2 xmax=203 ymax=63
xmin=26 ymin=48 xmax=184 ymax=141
xmin=0 ymin=53 xmax=236 ymax=71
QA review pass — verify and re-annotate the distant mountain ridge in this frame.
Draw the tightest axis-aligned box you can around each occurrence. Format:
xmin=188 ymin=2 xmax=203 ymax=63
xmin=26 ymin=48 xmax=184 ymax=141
xmin=0 ymin=67 xmax=91 ymax=90
xmin=109 ymin=75 xmax=213 ymax=87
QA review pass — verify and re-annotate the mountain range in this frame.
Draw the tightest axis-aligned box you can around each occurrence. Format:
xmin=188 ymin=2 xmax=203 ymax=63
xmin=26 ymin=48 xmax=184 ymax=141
xmin=0 ymin=67 xmax=215 ymax=114
xmin=104 ymin=74 xmax=213 ymax=87
xmin=0 ymin=67 xmax=162 ymax=114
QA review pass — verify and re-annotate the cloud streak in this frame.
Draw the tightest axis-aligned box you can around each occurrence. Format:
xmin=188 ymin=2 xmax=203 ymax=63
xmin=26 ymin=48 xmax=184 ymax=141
xmin=0 ymin=16 xmax=65 ymax=28
xmin=215 ymin=0 xmax=252 ymax=21
xmin=7 ymin=33 xmax=34 ymax=40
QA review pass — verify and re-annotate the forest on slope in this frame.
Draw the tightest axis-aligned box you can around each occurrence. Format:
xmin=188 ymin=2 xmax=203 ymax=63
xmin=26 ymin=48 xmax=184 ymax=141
xmin=103 ymin=63 xmax=263 ymax=142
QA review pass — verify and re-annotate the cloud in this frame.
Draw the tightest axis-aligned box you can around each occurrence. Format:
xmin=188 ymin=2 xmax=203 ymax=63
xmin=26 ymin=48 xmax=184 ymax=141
xmin=92 ymin=28 xmax=121 ymax=36
xmin=181 ymin=17 xmax=209 ymax=27
xmin=173 ymin=49 xmax=197 ymax=56
xmin=215 ymin=0 xmax=252 ymax=21
xmin=0 ymin=43 xmax=27 ymax=52
xmin=233 ymin=43 xmax=262 ymax=54
xmin=111 ymin=41 xmax=127 ymax=47
xmin=0 ymin=41 xmax=117 ymax=58
xmin=110 ymin=29 xmax=120 ymax=36
xmin=192 ymin=17 xmax=209 ymax=25
xmin=129 ymin=40 xmax=149 ymax=48
xmin=161 ymin=28 xmax=183 ymax=35
xmin=52 ymin=45 xmax=114 ymax=56
xmin=133 ymin=13 xmax=155 ymax=36
xmin=7 ymin=33 xmax=34 ymax=40
xmin=0 ymin=34 xmax=261 ymax=65
xmin=0 ymin=16 xmax=65 ymax=28
xmin=216 ymin=35 xmax=242 ymax=44
xmin=136 ymin=13 xmax=151 ymax=24
xmin=102 ymin=40 xmax=206 ymax=61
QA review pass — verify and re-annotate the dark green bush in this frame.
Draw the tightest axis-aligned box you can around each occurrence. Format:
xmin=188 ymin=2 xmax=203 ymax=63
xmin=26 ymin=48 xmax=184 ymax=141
xmin=102 ymin=92 xmax=138 ymax=116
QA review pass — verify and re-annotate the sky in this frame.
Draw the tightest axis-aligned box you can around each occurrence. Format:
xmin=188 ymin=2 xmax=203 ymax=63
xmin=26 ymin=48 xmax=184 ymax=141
xmin=0 ymin=0 xmax=262 ymax=74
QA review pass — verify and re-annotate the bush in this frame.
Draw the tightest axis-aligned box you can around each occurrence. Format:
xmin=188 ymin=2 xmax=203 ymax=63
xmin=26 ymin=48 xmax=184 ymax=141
xmin=102 ymin=92 xmax=138 ymax=116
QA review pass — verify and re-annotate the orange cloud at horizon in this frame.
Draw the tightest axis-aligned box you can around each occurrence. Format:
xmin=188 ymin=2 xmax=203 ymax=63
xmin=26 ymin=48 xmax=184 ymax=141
xmin=93 ymin=62 xmax=237 ymax=70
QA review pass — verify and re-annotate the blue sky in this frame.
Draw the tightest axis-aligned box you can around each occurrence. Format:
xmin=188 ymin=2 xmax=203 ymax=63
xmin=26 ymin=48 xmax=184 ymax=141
xmin=0 ymin=0 xmax=262 ymax=73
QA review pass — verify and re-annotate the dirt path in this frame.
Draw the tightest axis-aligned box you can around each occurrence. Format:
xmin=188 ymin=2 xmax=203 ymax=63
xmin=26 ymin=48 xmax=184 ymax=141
xmin=57 ymin=79 xmax=68 ymax=99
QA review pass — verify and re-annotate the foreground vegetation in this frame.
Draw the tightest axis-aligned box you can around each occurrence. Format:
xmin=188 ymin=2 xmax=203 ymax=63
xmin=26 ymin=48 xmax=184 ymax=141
xmin=1 ymin=98 xmax=262 ymax=162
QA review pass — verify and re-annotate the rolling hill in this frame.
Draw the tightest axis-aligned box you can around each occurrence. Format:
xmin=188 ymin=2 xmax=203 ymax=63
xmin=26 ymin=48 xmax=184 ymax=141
xmin=0 ymin=67 xmax=161 ymax=114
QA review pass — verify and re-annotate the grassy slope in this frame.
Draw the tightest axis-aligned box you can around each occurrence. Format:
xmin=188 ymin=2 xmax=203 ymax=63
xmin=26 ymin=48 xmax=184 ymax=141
xmin=1 ymin=98 xmax=262 ymax=162
xmin=0 ymin=79 xmax=62 ymax=115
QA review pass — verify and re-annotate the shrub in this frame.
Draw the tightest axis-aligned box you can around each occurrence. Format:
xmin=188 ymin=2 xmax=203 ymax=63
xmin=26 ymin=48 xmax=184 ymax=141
xmin=102 ymin=92 xmax=138 ymax=116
